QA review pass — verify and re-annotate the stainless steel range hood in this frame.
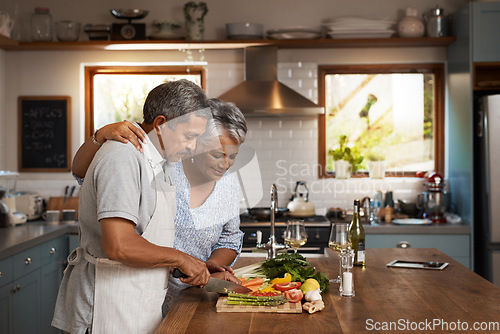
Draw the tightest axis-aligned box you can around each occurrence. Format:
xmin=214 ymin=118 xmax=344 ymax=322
xmin=217 ymin=46 xmax=324 ymax=116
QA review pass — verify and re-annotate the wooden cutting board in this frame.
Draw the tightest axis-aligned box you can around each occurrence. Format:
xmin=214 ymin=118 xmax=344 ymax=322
xmin=216 ymin=297 xmax=302 ymax=313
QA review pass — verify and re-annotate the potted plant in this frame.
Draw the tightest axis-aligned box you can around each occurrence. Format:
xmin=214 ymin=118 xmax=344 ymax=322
xmin=366 ymin=150 xmax=386 ymax=179
xmin=328 ymin=135 xmax=364 ymax=179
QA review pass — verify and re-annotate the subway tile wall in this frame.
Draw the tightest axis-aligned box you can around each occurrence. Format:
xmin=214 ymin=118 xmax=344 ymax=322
xmin=208 ymin=61 xmax=425 ymax=214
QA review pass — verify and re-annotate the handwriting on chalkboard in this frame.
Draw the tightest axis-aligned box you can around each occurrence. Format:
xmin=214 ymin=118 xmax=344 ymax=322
xmin=18 ymin=96 xmax=71 ymax=172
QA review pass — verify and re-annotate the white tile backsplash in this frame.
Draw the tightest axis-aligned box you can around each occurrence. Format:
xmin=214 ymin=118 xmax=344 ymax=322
xmin=227 ymin=60 xmax=424 ymax=213
xmin=13 ymin=59 xmax=423 ymax=215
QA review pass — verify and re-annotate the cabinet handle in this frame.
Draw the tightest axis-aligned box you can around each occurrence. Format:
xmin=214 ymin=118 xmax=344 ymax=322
xmin=0 ymin=272 xmax=2 ymax=278
xmin=49 ymin=247 xmax=56 ymax=254
xmin=11 ymin=285 xmax=20 ymax=293
xmin=397 ymin=241 xmax=411 ymax=249
xmin=25 ymin=257 xmax=32 ymax=265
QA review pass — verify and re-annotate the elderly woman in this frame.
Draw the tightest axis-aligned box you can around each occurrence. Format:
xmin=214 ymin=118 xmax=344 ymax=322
xmin=72 ymin=98 xmax=247 ymax=314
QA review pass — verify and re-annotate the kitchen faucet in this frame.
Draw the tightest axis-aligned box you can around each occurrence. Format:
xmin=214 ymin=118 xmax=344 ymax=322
xmin=256 ymin=184 xmax=288 ymax=259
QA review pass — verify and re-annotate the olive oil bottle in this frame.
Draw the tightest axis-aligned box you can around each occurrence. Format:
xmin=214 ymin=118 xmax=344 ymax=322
xmin=349 ymin=199 xmax=366 ymax=266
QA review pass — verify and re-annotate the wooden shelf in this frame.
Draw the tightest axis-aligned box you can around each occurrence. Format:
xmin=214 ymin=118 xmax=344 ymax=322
xmin=0 ymin=36 xmax=456 ymax=51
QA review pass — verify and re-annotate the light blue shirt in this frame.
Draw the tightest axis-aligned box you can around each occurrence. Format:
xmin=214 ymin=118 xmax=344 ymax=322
xmin=171 ymin=161 xmax=243 ymax=262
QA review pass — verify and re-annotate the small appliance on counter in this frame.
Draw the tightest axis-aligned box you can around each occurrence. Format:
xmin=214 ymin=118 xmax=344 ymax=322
xmin=15 ymin=191 xmax=44 ymax=220
xmin=0 ymin=171 xmax=27 ymax=226
xmin=418 ymin=172 xmax=450 ymax=223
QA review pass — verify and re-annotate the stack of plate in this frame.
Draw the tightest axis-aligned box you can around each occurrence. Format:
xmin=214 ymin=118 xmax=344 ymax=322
xmin=267 ymin=26 xmax=322 ymax=40
xmin=323 ymin=17 xmax=396 ymax=39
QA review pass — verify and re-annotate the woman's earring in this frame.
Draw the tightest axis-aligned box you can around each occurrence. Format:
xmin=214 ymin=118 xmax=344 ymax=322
xmin=191 ymin=157 xmax=195 ymax=163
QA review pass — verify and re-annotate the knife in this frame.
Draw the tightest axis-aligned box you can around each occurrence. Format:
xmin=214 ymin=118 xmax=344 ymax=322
xmin=69 ymin=185 xmax=76 ymax=199
xmin=172 ymin=268 xmax=252 ymax=294
xmin=63 ymin=186 xmax=69 ymax=203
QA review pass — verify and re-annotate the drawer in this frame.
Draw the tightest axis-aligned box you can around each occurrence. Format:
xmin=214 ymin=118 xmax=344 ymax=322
xmin=366 ymin=234 xmax=470 ymax=258
xmin=40 ymin=235 xmax=68 ymax=265
xmin=0 ymin=257 xmax=13 ymax=287
xmin=13 ymin=245 xmax=41 ymax=279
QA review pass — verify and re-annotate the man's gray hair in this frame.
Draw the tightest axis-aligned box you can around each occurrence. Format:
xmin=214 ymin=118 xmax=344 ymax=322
xmin=204 ymin=98 xmax=247 ymax=145
xmin=142 ymin=79 xmax=210 ymax=126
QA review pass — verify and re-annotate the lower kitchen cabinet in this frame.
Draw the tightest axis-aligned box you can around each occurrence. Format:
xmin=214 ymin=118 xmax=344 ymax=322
xmin=12 ymin=269 xmax=41 ymax=334
xmin=366 ymin=234 xmax=470 ymax=268
xmin=0 ymin=235 xmax=68 ymax=334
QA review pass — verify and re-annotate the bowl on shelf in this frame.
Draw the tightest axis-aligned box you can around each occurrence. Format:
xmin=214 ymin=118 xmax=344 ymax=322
xmin=110 ymin=9 xmax=149 ymax=20
xmin=55 ymin=20 xmax=81 ymax=41
xmin=226 ymin=22 xmax=263 ymax=39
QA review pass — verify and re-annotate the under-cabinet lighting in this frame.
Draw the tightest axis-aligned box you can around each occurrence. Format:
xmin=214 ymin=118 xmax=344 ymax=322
xmin=104 ymin=42 xmax=264 ymax=51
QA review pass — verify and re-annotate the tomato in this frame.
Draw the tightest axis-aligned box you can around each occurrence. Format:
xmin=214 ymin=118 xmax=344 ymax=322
xmin=284 ymin=289 xmax=304 ymax=303
xmin=275 ymin=281 xmax=302 ymax=292
xmin=251 ymin=291 xmax=280 ymax=297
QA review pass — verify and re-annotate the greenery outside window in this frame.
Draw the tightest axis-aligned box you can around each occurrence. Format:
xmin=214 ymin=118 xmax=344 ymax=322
xmin=318 ymin=64 xmax=444 ymax=178
xmin=84 ymin=65 xmax=205 ymax=138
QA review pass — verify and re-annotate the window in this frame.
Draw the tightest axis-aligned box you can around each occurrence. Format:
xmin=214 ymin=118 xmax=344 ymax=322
xmin=318 ymin=64 xmax=444 ymax=178
xmin=84 ymin=65 xmax=205 ymax=138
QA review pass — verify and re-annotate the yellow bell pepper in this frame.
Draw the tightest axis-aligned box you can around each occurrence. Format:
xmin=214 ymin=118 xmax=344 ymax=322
xmin=259 ymin=285 xmax=278 ymax=293
xmin=270 ymin=273 xmax=291 ymax=285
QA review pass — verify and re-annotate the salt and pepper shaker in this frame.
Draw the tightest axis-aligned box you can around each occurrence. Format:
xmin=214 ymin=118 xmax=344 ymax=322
xmin=339 ymin=248 xmax=355 ymax=297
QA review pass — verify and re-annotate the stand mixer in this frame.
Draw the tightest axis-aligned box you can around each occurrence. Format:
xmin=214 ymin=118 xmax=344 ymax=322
xmin=0 ymin=171 xmax=27 ymax=227
xmin=418 ymin=172 xmax=450 ymax=223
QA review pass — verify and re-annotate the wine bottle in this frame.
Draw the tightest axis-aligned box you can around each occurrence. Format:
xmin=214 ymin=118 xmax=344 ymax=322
xmin=349 ymin=199 xmax=366 ymax=266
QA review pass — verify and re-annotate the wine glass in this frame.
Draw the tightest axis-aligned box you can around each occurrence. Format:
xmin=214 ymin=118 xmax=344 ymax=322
xmin=284 ymin=220 xmax=308 ymax=253
xmin=328 ymin=223 xmax=352 ymax=283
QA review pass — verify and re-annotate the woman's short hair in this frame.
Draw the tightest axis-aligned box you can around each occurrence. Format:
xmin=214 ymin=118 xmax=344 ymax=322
xmin=204 ymin=98 xmax=247 ymax=145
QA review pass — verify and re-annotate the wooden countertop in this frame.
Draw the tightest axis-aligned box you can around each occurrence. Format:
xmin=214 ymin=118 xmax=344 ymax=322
xmin=156 ymin=248 xmax=500 ymax=334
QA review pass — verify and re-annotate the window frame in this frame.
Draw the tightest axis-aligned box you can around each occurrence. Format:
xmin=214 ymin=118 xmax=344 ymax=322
xmin=317 ymin=63 xmax=445 ymax=178
xmin=84 ymin=65 xmax=206 ymax=139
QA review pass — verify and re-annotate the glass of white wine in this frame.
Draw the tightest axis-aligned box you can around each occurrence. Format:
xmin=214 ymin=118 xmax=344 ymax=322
xmin=328 ymin=223 xmax=352 ymax=283
xmin=284 ymin=220 xmax=307 ymax=253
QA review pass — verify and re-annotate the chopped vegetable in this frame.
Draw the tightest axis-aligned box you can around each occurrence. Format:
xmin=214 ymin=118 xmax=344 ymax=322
xmin=284 ymin=289 xmax=303 ymax=303
xmin=226 ymin=293 xmax=287 ymax=306
xmin=256 ymin=253 xmax=330 ymax=293
xmin=259 ymin=285 xmax=278 ymax=293
xmin=250 ymin=291 xmax=280 ymax=297
xmin=274 ymin=282 xmax=302 ymax=292
xmin=233 ymin=262 xmax=265 ymax=277
xmin=241 ymin=277 xmax=265 ymax=287
xmin=269 ymin=273 xmax=292 ymax=285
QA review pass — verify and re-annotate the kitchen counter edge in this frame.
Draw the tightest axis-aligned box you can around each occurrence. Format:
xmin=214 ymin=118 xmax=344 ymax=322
xmin=0 ymin=221 xmax=79 ymax=261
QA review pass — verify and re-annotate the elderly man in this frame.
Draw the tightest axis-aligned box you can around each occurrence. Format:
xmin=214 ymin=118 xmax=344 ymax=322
xmin=52 ymin=80 xmax=212 ymax=334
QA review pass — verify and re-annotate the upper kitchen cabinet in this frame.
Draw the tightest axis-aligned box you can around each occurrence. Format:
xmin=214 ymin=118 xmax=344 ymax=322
xmin=471 ymin=2 xmax=500 ymax=63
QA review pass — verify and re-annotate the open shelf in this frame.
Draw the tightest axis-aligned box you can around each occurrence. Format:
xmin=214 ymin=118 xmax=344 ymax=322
xmin=0 ymin=36 xmax=456 ymax=51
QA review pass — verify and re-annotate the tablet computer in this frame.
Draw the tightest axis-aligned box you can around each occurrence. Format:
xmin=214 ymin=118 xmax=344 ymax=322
xmin=386 ymin=260 xmax=449 ymax=270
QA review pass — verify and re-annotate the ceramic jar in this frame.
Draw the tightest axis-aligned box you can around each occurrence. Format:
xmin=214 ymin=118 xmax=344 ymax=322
xmin=183 ymin=2 xmax=208 ymax=41
xmin=0 ymin=11 xmax=14 ymax=38
xmin=397 ymin=7 xmax=425 ymax=38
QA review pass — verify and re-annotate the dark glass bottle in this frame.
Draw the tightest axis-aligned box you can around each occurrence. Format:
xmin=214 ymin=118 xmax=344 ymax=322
xmin=349 ymin=199 xmax=366 ymax=266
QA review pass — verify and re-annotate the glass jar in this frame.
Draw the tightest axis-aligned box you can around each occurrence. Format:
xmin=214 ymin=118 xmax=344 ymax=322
xmin=31 ymin=7 xmax=53 ymax=41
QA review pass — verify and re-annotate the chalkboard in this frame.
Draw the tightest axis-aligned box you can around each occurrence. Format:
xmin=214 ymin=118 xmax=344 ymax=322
xmin=18 ymin=96 xmax=71 ymax=172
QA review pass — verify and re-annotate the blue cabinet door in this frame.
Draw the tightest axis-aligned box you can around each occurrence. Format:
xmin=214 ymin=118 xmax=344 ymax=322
xmin=472 ymin=2 xmax=500 ymax=62
xmin=68 ymin=234 xmax=79 ymax=253
xmin=0 ymin=284 xmax=12 ymax=334
xmin=12 ymin=270 xmax=41 ymax=334
xmin=40 ymin=261 xmax=63 ymax=334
